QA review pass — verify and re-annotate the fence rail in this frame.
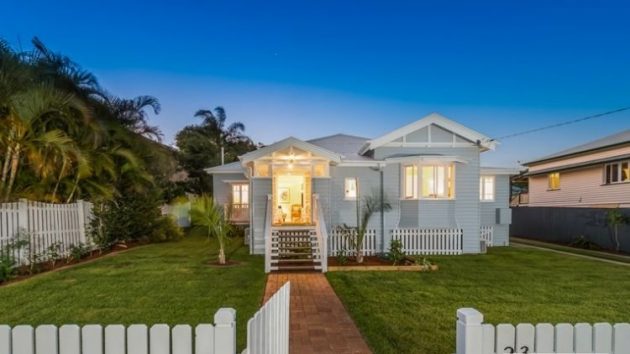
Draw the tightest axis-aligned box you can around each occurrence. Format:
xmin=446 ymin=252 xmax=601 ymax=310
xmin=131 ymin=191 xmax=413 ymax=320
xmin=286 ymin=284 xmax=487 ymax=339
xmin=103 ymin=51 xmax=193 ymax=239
xmin=456 ymin=308 xmax=630 ymax=354
xmin=0 ymin=199 xmax=93 ymax=265
xmin=392 ymin=228 xmax=463 ymax=255
xmin=245 ymin=281 xmax=290 ymax=354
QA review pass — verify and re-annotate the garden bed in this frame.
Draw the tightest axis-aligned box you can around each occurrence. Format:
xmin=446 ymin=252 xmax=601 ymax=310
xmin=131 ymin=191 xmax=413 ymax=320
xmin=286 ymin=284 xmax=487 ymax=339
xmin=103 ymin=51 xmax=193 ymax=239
xmin=327 ymin=256 xmax=438 ymax=272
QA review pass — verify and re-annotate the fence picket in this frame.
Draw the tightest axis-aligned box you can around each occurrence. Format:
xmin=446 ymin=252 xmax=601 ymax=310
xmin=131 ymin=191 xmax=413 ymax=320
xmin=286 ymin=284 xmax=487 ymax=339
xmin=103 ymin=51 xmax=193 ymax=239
xmin=481 ymin=324 xmax=494 ymax=354
xmin=0 ymin=325 xmax=9 ymax=354
xmin=574 ymin=323 xmax=592 ymax=353
xmin=614 ymin=323 xmax=630 ymax=354
xmin=534 ymin=324 xmax=554 ymax=353
xmin=172 ymin=325 xmax=193 ymax=354
xmin=555 ymin=324 xmax=574 ymax=353
xmin=13 ymin=325 xmax=34 ymax=354
xmin=495 ymin=324 xmax=515 ymax=353
xmin=149 ymin=325 xmax=170 ymax=354
xmin=593 ymin=323 xmax=613 ymax=353
xmin=515 ymin=323 xmax=534 ymax=352
xmin=35 ymin=325 xmax=57 ymax=354
xmin=127 ymin=325 xmax=148 ymax=354
xmin=59 ymin=325 xmax=80 ymax=354
xmin=195 ymin=324 xmax=214 ymax=354
xmin=82 ymin=325 xmax=103 ymax=354
xmin=104 ymin=325 xmax=125 ymax=354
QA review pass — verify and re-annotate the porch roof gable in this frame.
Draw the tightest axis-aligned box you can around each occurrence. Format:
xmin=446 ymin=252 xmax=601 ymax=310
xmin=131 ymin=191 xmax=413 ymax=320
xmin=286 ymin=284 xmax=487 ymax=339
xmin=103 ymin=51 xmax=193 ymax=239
xmin=239 ymin=137 xmax=342 ymax=164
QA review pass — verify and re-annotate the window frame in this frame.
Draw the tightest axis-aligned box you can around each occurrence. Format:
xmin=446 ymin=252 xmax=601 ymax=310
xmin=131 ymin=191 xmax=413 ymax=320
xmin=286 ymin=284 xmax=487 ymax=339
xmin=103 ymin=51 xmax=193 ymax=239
xmin=231 ymin=183 xmax=249 ymax=205
xmin=401 ymin=163 xmax=455 ymax=200
xmin=402 ymin=165 xmax=419 ymax=199
xmin=479 ymin=175 xmax=495 ymax=202
xmin=604 ymin=161 xmax=630 ymax=185
xmin=344 ymin=177 xmax=358 ymax=200
xmin=548 ymin=172 xmax=561 ymax=191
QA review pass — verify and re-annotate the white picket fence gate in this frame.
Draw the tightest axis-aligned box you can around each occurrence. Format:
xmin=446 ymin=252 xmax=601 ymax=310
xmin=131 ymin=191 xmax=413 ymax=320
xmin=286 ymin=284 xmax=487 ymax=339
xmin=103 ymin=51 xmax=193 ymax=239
xmin=480 ymin=226 xmax=494 ymax=247
xmin=244 ymin=282 xmax=290 ymax=354
xmin=392 ymin=228 xmax=463 ymax=255
xmin=457 ymin=308 xmax=630 ymax=354
xmin=0 ymin=282 xmax=291 ymax=354
xmin=328 ymin=229 xmax=378 ymax=256
xmin=0 ymin=199 xmax=94 ymax=264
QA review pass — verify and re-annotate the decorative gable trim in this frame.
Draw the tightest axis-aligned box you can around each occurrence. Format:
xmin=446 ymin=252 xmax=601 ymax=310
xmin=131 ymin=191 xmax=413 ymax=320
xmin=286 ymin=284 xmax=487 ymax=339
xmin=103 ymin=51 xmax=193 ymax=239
xmin=359 ymin=113 xmax=497 ymax=154
xmin=238 ymin=137 xmax=342 ymax=164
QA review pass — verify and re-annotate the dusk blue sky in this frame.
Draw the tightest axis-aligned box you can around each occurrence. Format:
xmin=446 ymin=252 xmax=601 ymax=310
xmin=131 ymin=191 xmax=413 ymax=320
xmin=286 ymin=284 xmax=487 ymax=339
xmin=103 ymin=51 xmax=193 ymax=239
xmin=4 ymin=0 xmax=630 ymax=166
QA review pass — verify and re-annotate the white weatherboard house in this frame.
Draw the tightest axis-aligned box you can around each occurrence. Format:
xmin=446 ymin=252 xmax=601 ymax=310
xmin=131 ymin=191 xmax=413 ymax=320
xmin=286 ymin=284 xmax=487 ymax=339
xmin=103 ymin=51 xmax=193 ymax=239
xmin=206 ymin=113 xmax=517 ymax=272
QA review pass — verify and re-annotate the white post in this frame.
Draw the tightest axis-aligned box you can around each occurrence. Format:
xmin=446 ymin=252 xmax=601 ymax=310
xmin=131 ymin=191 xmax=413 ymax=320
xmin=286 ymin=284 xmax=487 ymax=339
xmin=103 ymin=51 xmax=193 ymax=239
xmin=214 ymin=308 xmax=236 ymax=354
xmin=456 ymin=308 xmax=484 ymax=354
xmin=17 ymin=198 xmax=29 ymax=264
xmin=77 ymin=200 xmax=87 ymax=244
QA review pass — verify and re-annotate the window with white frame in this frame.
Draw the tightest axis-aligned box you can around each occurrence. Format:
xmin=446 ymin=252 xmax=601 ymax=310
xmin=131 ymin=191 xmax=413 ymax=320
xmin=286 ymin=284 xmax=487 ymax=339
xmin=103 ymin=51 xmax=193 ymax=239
xmin=344 ymin=177 xmax=357 ymax=199
xmin=232 ymin=183 xmax=249 ymax=205
xmin=403 ymin=165 xmax=418 ymax=199
xmin=480 ymin=176 xmax=495 ymax=201
xmin=605 ymin=161 xmax=630 ymax=184
xmin=421 ymin=165 xmax=455 ymax=199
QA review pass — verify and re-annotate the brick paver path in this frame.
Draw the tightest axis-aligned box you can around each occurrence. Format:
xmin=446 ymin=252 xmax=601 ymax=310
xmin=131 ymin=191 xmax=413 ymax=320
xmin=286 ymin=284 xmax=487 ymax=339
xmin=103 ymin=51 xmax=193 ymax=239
xmin=264 ymin=273 xmax=372 ymax=354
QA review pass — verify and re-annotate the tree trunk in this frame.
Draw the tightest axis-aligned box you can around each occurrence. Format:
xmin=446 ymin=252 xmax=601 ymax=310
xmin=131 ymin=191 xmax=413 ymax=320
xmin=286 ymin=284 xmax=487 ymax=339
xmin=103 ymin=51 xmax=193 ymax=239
xmin=356 ymin=249 xmax=364 ymax=264
xmin=51 ymin=159 xmax=68 ymax=202
xmin=0 ymin=145 xmax=12 ymax=193
xmin=4 ymin=145 xmax=21 ymax=202
xmin=66 ymin=174 xmax=80 ymax=203
xmin=615 ymin=225 xmax=620 ymax=251
xmin=218 ymin=245 xmax=226 ymax=265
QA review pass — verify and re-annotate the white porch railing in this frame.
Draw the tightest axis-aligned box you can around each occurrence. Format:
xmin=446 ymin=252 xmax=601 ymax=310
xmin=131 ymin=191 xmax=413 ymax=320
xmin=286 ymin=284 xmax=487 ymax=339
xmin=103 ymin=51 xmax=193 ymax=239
xmin=226 ymin=203 xmax=249 ymax=224
xmin=456 ymin=307 xmax=630 ymax=354
xmin=480 ymin=226 xmax=494 ymax=247
xmin=329 ymin=229 xmax=378 ymax=256
xmin=264 ymin=195 xmax=273 ymax=273
xmin=245 ymin=282 xmax=291 ymax=354
xmin=312 ymin=194 xmax=328 ymax=272
xmin=392 ymin=228 xmax=463 ymax=255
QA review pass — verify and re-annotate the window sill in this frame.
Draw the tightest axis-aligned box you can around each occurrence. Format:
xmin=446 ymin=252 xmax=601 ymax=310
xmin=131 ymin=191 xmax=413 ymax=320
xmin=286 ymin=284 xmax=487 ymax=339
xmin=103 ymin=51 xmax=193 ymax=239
xmin=480 ymin=199 xmax=495 ymax=203
xmin=601 ymin=181 xmax=630 ymax=186
xmin=547 ymin=189 xmax=561 ymax=192
xmin=401 ymin=198 xmax=456 ymax=201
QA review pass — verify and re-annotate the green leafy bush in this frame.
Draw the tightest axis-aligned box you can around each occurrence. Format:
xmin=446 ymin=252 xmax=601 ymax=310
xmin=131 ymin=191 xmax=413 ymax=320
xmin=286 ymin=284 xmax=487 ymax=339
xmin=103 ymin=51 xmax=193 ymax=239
xmin=67 ymin=243 xmax=90 ymax=263
xmin=388 ymin=239 xmax=406 ymax=265
xmin=150 ymin=216 xmax=184 ymax=242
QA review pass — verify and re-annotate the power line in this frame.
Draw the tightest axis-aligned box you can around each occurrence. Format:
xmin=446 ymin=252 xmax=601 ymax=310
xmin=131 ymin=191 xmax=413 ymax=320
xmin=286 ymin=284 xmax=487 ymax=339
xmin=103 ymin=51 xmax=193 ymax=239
xmin=491 ymin=106 xmax=630 ymax=141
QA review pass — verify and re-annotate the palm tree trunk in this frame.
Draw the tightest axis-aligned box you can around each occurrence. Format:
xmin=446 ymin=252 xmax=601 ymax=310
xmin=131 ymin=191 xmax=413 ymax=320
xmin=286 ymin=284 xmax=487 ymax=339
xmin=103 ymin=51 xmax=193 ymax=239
xmin=51 ymin=159 xmax=68 ymax=202
xmin=0 ymin=145 xmax=12 ymax=194
xmin=4 ymin=145 xmax=21 ymax=202
xmin=66 ymin=174 xmax=81 ymax=203
xmin=218 ymin=245 xmax=226 ymax=265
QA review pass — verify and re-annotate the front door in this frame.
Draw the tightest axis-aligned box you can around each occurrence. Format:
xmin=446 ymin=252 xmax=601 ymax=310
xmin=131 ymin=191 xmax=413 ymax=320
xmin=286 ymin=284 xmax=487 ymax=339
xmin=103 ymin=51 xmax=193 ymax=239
xmin=272 ymin=166 xmax=312 ymax=225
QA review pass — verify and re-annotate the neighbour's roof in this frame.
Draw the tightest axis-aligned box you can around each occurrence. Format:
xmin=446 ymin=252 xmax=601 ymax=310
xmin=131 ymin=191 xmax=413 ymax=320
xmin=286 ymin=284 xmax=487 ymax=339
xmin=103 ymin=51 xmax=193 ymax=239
xmin=204 ymin=161 xmax=243 ymax=174
xmin=524 ymin=129 xmax=630 ymax=165
xmin=307 ymin=134 xmax=373 ymax=161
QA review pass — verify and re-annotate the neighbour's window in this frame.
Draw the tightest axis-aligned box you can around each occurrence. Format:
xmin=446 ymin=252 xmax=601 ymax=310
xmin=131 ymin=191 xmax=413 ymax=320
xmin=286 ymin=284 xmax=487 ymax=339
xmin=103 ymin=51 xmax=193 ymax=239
xmin=480 ymin=176 xmax=495 ymax=201
xmin=232 ymin=183 xmax=249 ymax=205
xmin=344 ymin=178 xmax=357 ymax=199
xmin=403 ymin=165 xmax=418 ymax=199
xmin=420 ymin=165 xmax=455 ymax=199
xmin=605 ymin=161 xmax=630 ymax=184
xmin=548 ymin=172 xmax=560 ymax=190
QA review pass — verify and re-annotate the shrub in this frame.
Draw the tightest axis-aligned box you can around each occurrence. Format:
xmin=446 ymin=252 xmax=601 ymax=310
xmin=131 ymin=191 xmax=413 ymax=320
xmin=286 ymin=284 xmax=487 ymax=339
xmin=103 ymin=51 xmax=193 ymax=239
xmin=67 ymin=243 xmax=90 ymax=263
xmin=336 ymin=249 xmax=349 ymax=265
xmin=46 ymin=242 xmax=62 ymax=268
xmin=150 ymin=216 xmax=184 ymax=242
xmin=388 ymin=239 xmax=406 ymax=265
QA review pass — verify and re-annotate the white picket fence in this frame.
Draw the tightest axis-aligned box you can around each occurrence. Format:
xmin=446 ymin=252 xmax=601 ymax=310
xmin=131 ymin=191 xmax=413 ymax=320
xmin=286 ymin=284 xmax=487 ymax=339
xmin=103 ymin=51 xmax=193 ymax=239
xmin=456 ymin=308 xmax=630 ymax=354
xmin=392 ymin=228 xmax=463 ymax=255
xmin=0 ymin=282 xmax=291 ymax=354
xmin=244 ymin=282 xmax=290 ymax=354
xmin=328 ymin=229 xmax=378 ymax=256
xmin=480 ymin=226 xmax=494 ymax=247
xmin=0 ymin=199 xmax=93 ymax=265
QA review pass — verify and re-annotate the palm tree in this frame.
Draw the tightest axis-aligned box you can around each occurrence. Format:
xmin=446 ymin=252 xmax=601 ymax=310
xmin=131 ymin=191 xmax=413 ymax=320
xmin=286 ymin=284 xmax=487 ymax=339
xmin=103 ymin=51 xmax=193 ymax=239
xmin=108 ymin=96 xmax=163 ymax=141
xmin=189 ymin=195 xmax=232 ymax=265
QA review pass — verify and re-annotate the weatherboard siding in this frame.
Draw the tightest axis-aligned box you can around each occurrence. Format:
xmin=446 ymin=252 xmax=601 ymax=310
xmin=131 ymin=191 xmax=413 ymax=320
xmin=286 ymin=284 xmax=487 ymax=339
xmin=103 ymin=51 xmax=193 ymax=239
xmin=528 ymin=165 xmax=630 ymax=208
xmin=528 ymin=144 xmax=630 ymax=173
xmin=251 ymin=178 xmax=272 ymax=254
xmin=480 ymin=175 xmax=511 ymax=246
xmin=212 ymin=173 xmax=247 ymax=207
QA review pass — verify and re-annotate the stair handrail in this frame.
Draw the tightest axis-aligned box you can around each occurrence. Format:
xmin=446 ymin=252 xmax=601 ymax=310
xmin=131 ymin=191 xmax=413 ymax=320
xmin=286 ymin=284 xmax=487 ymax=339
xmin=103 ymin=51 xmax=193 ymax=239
xmin=313 ymin=194 xmax=328 ymax=272
xmin=264 ymin=194 xmax=273 ymax=273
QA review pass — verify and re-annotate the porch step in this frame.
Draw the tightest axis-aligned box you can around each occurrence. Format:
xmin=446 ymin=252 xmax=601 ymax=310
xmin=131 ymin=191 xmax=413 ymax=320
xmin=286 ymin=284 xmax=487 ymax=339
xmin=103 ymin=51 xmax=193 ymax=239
xmin=271 ymin=264 xmax=322 ymax=272
xmin=270 ymin=227 xmax=321 ymax=273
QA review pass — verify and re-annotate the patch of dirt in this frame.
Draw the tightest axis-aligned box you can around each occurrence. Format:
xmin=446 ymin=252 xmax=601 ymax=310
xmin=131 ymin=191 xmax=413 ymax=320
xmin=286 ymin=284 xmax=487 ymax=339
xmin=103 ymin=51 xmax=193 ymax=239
xmin=205 ymin=260 xmax=242 ymax=268
xmin=328 ymin=256 xmax=416 ymax=267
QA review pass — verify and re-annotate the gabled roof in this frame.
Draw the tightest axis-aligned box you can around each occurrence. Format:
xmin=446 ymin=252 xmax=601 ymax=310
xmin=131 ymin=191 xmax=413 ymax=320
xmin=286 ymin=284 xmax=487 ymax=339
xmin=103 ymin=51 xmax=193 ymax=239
xmin=307 ymin=134 xmax=373 ymax=161
xmin=359 ymin=112 xmax=497 ymax=154
xmin=524 ymin=129 xmax=630 ymax=165
xmin=238 ymin=136 xmax=342 ymax=164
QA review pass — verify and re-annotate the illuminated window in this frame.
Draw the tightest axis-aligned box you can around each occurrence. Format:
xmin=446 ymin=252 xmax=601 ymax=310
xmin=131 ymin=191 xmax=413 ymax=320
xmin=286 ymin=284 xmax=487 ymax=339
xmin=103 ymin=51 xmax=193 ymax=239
xmin=232 ymin=184 xmax=249 ymax=205
xmin=548 ymin=172 xmax=560 ymax=190
xmin=344 ymin=178 xmax=357 ymax=199
xmin=421 ymin=165 xmax=455 ymax=199
xmin=403 ymin=165 xmax=418 ymax=199
xmin=480 ymin=176 xmax=495 ymax=201
xmin=605 ymin=161 xmax=630 ymax=184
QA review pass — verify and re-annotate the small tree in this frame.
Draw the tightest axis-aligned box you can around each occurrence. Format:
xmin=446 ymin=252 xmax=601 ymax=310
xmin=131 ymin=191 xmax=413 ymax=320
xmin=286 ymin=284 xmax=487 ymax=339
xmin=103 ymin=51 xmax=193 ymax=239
xmin=339 ymin=190 xmax=391 ymax=264
xmin=607 ymin=208 xmax=628 ymax=252
xmin=190 ymin=195 xmax=232 ymax=264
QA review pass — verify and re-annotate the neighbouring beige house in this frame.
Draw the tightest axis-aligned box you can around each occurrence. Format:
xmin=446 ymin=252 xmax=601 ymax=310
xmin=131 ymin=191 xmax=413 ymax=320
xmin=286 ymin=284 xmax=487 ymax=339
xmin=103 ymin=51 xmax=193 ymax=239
xmin=521 ymin=129 xmax=630 ymax=208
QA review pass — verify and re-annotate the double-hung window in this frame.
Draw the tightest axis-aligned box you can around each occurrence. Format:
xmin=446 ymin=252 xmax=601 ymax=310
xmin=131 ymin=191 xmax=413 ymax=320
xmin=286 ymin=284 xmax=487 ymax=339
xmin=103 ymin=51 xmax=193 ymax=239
xmin=421 ymin=165 xmax=454 ymax=199
xmin=548 ymin=172 xmax=560 ymax=190
xmin=403 ymin=165 xmax=418 ymax=199
xmin=480 ymin=176 xmax=495 ymax=201
xmin=232 ymin=183 xmax=249 ymax=205
xmin=605 ymin=161 xmax=630 ymax=184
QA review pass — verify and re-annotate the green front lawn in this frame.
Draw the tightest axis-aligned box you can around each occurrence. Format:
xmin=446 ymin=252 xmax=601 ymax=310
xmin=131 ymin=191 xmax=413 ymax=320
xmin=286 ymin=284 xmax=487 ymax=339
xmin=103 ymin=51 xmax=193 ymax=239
xmin=0 ymin=235 xmax=266 ymax=350
xmin=327 ymin=247 xmax=630 ymax=354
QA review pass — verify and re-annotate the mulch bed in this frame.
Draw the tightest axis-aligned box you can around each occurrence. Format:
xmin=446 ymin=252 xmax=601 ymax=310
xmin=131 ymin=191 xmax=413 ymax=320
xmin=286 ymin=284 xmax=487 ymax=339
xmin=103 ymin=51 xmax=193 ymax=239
xmin=0 ymin=241 xmax=148 ymax=287
xmin=327 ymin=256 xmax=435 ymax=272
